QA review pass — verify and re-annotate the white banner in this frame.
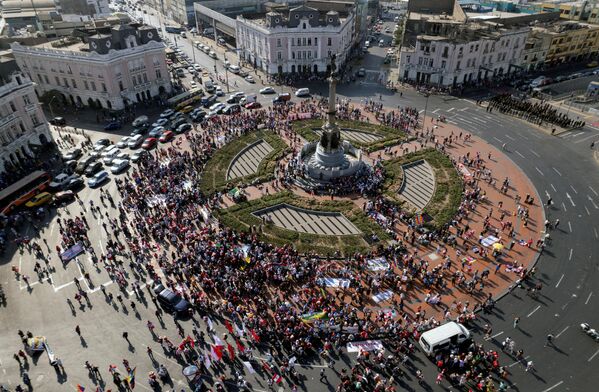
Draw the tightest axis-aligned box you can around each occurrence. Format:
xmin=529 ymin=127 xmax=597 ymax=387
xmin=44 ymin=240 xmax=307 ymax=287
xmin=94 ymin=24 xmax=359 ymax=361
xmin=372 ymin=290 xmax=393 ymax=303
xmin=346 ymin=340 xmax=384 ymax=353
xmin=367 ymin=257 xmax=390 ymax=271
xmin=317 ymin=277 xmax=350 ymax=288
xmin=481 ymin=235 xmax=499 ymax=247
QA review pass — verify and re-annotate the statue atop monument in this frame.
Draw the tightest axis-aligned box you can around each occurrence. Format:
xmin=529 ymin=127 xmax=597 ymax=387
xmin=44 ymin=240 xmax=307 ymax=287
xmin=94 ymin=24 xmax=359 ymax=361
xmin=320 ymin=54 xmax=341 ymax=152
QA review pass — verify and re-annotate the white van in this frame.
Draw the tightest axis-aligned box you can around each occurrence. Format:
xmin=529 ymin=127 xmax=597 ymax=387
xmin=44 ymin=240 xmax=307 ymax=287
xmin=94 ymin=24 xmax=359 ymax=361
xmin=365 ymin=40 xmax=370 ymax=48
xmin=379 ymin=39 xmax=385 ymax=47
xmin=228 ymin=65 xmax=240 ymax=74
xmin=418 ymin=322 xmax=471 ymax=356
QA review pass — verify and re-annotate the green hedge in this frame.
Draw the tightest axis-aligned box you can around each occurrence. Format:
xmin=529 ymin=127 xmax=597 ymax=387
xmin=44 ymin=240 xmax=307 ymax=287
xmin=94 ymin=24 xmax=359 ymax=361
xmin=200 ymin=130 xmax=289 ymax=195
xmin=381 ymin=148 xmax=463 ymax=229
xmin=292 ymin=118 xmax=409 ymax=152
xmin=215 ymin=190 xmax=390 ymax=256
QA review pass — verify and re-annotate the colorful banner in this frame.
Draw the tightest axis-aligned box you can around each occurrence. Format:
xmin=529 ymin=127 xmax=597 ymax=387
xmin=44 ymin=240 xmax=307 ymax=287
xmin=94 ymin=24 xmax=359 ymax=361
xmin=481 ymin=235 xmax=499 ymax=247
xmin=317 ymin=278 xmax=350 ymax=288
xmin=300 ymin=311 xmax=328 ymax=323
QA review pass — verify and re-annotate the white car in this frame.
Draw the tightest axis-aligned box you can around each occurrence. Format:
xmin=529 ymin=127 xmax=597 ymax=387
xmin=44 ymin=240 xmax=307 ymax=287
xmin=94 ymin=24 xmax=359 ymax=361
xmin=128 ymin=134 xmax=144 ymax=149
xmin=295 ymin=88 xmax=310 ymax=97
xmin=190 ymin=81 xmax=197 ymax=88
xmin=49 ymin=173 xmax=72 ymax=189
xmin=260 ymin=86 xmax=275 ymax=94
xmin=215 ymin=86 xmax=224 ymax=96
xmin=116 ymin=136 xmax=131 ymax=149
xmin=110 ymin=159 xmax=130 ymax=174
xmin=209 ymin=51 xmax=217 ymax=59
xmin=245 ymin=75 xmax=255 ymax=83
xmin=90 ymin=144 xmax=106 ymax=158
xmin=193 ymin=63 xmax=201 ymax=71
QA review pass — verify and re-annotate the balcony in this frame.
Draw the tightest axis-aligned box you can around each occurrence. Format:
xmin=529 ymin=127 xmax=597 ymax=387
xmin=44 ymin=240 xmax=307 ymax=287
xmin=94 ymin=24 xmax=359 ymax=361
xmin=0 ymin=112 xmax=17 ymax=128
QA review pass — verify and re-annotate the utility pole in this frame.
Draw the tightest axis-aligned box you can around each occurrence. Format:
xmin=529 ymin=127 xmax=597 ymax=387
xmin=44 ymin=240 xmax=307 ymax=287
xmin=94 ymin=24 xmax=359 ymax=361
xmin=423 ymin=92 xmax=430 ymax=129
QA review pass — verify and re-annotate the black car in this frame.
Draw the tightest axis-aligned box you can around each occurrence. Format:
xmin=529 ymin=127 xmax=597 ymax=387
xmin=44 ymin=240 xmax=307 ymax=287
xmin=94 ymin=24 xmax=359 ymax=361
xmin=226 ymin=96 xmax=241 ymax=104
xmin=65 ymin=176 xmax=85 ymax=191
xmin=171 ymin=117 xmax=187 ymax=129
xmin=176 ymin=123 xmax=192 ymax=133
xmin=153 ymin=284 xmax=190 ymax=316
xmin=223 ymin=104 xmax=241 ymax=115
xmin=84 ymin=161 xmax=103 ymax=177
xmin=50 ymin=117 xmax=66 ymax=126
xmin=190 ymin=110 xmax=207 ymax=122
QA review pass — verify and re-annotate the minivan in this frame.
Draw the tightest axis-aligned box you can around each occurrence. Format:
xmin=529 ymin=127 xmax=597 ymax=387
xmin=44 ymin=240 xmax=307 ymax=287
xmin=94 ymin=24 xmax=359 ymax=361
xmin=153 ymin=284 xmax=190 ymax=316
xmin=295 ymin=88 xmax=310 ymax=97
xmin=128 ymin=134 xmax=144 ymax=149
xmin=418 ymin=322 xmax=471 ymax=356
xmin=228 ymin=65 xmax=240 ymax=74
xmin=240 ymin=94 xmax=256 ymax=105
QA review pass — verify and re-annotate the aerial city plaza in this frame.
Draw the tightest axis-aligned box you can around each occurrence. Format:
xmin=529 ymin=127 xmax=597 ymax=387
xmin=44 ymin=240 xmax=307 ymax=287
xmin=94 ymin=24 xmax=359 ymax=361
xmin=0 ymin=0 xmax=598 ymax=390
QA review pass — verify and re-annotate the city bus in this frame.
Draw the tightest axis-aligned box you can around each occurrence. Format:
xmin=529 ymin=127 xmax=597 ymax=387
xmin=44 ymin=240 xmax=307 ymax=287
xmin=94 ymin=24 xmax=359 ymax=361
xmin=167 ymin=88 xmax=203 ymax=111
xmin=0 ymin=171 xmax=51 ymax=215
xmin=165 ymin=25 xmax=183 ymax=34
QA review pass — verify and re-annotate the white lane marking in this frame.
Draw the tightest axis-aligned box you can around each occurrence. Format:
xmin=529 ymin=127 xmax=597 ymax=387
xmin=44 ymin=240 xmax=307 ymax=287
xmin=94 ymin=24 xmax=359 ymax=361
xmin=530 ymin=149 xmax=540 ymax=157
xmin=595 ymin=228 xmax=599 ymax=239
xmin=541 ymin=381 xmax=564 ymax=392
xmin=448 ymin=120 xmax=458 ymax=125
xmin=505 ymin=134 xmax=515 ymax=141
xmin=447 ymin=107 xmax=455 ymax=112
xmin=552 ymin=167 xmax=562 ymax=176
xmin=585 ymin=206 xmax=591 ymax=216
xmin=588 ymin=195 xmax=598 ymax=209
xmin=535 ymin=166 xmax=544 ymax=176
xmin=586 ymin=292 xmax=593 ymax=305
xmin=457 ymin=117 xmax=474 ymax=125
xmin=556 ymin=326 xmax=569 ymax=338
xmin=551 ymin=183 xmax=557 ymax=192
xmin=570 ymin=184 xmax=578 ymax=194
xmin=566 ymin=193 xmax=576 ymax=207
xmin=432 ymin=109 xmax=440 ymax=114
xmin=419 ymin=110 xmax=424 ymax=114
xmin=515 ymin=150 xmax=525 ymax=158
xmin=493 ymin=136 xmax=504 ymax=143
xmin=545 ymin=190 xmax=551 ymax=199
xmin=491 ymin=331 xmax=504 ymax=339
xmin=459 ymin=107 xmax=468 ymax=111
xmin=568 ymin=221 xmax=573 ymax=232
xmin=589 ymin=185 xmax=598 ymax=196
xmin=569 ymin=249 xmax=573 ymax=261
xmin=574 ymin=133 xmax=598 ymax=143
xmin=562 ymin=202 xmax=567 ymax=212
xmin=527 ymin=305 xmax=541 ymax=317
xmin=589 ymin=349 xmax=599 ymax=362
xmin=555 ymin=274 xmax=564 ymax=288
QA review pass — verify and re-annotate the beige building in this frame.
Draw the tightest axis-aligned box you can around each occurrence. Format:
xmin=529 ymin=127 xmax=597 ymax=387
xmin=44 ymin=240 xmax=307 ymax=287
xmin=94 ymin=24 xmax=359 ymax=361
xmin=0 ymin=73 xmax=52 ymax=173
xmin=538 ymin=21 xmax=599 ymax=66
xmin=11 ymin=23 xmax=172 ymax=111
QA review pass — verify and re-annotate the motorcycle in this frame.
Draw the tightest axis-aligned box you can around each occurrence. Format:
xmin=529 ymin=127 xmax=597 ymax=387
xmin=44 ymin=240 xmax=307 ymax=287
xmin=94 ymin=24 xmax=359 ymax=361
xmin=581 ymin=323 xmax=599 ymax=341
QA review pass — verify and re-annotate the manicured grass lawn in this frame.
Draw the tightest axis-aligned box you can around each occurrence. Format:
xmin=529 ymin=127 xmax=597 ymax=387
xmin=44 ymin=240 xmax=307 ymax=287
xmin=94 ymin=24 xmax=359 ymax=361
xmin=382 ymin=148 xmax=464 ymax=229
xmin=292 ymin=118 xmax=409 ymax=152
xmin=216 ymin=190 xmax=390 ymax=256
xmin=200 ymin=130 xmax=289 ymax=195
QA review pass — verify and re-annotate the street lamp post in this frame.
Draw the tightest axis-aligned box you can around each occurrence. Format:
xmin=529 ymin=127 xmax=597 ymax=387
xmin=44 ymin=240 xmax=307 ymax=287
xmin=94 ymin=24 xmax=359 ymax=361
xmin=48 ymin=95 xmax=58 ymax=120
xmin=422 ymin=92 xmax=430 ymax=129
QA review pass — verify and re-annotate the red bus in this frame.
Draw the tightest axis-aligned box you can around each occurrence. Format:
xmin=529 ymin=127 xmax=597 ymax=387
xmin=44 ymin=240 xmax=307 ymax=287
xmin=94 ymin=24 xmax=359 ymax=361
xmin=0 ymin=171 xmax=51 ymax=215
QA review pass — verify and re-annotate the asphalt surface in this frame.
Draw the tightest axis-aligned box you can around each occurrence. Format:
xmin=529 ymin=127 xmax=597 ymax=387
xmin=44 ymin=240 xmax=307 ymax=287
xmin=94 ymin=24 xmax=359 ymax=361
xmin=1 ymin=4 xmax=599 ymax=392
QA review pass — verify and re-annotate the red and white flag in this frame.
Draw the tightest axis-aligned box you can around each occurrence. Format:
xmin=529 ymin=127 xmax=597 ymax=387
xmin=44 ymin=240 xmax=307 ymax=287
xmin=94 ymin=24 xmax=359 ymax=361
xmin=249 ymin=329 xmax=260 ymax=342
xmin=224 ymin=320 xmax=234 ymax=334
xmin=227 ymin=343 xmax=235 ymax=360
xmin=272 ymin=374 xmax=283 ymax=384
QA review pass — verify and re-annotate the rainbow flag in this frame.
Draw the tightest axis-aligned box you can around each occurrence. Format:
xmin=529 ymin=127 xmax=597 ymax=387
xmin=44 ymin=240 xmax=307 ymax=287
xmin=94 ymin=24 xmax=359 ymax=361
xmin=126 ymin=367 xmax=136 ymax=389
xmin=76 ymin=386 xmax=85 ymax=392
xmin=300 ymin=311 xmax=328 ymax=323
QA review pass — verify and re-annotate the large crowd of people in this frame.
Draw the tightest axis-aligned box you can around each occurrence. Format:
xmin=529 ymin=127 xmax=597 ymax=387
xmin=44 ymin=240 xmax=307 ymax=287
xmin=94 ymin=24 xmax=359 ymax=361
xmin=3 ymin=94 xmax=539 ymax=392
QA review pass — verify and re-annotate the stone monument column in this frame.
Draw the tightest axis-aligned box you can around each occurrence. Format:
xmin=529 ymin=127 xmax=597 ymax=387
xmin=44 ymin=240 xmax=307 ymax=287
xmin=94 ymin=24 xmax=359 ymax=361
xmin=320 ymin=54 xmax=341 ymax=152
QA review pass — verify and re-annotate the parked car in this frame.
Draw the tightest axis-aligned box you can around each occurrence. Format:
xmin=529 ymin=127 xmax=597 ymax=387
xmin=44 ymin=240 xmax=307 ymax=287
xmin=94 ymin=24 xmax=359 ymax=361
xmin=85 ymin=161 xmax=103 ymax=177
xmin=201 ymin=94 xmax=217 ymax=108
xmin=160 ymin=109 xmax=175 ymax=118
xmin=357 ymin=68 xmax=366 ymax=77
xmin=208 ymin=102 xmax=226 ymax=115
xmin=75 ymin=156 xmax=96 ymax=174
xmin=90 ymin=144 xmax=107 ymax=158
xmin=64 ymin=148 xmax=82 ymax=161
xmin=295 ymin=88 xmax=310 ymax=97
xmin=49 ymin=117 xmax=66 ymax=126
xmin=245 ymin=75 xmax=255 ymax=83
xmin=215 ymin=86 xmax=224 ymax=96
xmin=88 ymin=170 xmax=109 ymax=187
xmin=223 ymin=104 xmax=241 ymax=115
xmin=51 ymin=190 xmax=75 ymax=206
xmin=131 ymin=150 xmax=148 ymax=163
xmin=64 ymin=176 xmax=84 ymax=191
xmin=176 ymin=123 xmax=192 ymax=133
xmin=49 ymin=173 xmax=72 ymax=190
xmin=110 ymin=159 xmax=130 ymax=174
xmin=245 ymin=101 xmax=262 ymax=109
xmin=116 ymin=136 xmax=131 ymax=149
xmin=259 ymin=86 xmax=275 ymax=94
xmin=132 ymin=115 xmax=149 ymax=128
xmin=273 ymin=93 xmax=291 ymax=104
xmin=104 ymin=121 xmax=122 ymax=131
xmin=25 ymin=192 xmax=52 ymax=208
xmin=153 ymin=283 xmax=190 ymax=316
xmin=209 ymin=51 xmax=217 ymax=59
xmin=94 ymin=138 xmax=111 ymax=147
xmin=142 ymin=137 xmax=157 ymax=150
xmin=159 ymin=130 xmax=174 ymax=142
xmin=179 ymin=105 xmax=194 ymax=114
xmin=128 ymin=134 xmax=144 ymax=149
xmin=228 ymin=65 xmax=240 ymax=74
xmin=171 ymin=117 xmax=187 ymax=130
xmin=149 ymin=126 xmax=166 ymax=138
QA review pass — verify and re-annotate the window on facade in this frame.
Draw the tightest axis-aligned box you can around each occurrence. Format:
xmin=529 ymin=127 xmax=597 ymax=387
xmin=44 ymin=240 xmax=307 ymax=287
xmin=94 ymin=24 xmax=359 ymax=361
xmin=292 ymin=52 xmax=295 ymax=59
xmin=23 ymin=95 xmax=31 ymax=105
xmin=91 ymin=82 xmax=96 ymax=91
xmin=429 ymin=59 xmax=433 ymax=67
xmin=442 ymin=47 xmax=448 ymax=58
xmin=137 ymin=75 xmax=142 ymax=85
xmin=297 ymin=38 xmax=301 ymax=46
xmin=315 ymin=37 xmax=318 ymax=45
xmin=9 ymin=102 xmax=16 ymax=112
xmin=327 ymin=50 xmax=331 ymax=57
xmin=458 ymin=47 xmax=463 ymax=56
xmin=277 ymin=52 xmax=282 ymax=60
xmin=63 ymin=78 xmax=69 ymax=87
xmin=102 ymin=83 xmax=107 ymax=92
xmin=418 ymin=57 xmax=423 ymax=65
xmin=44 ymin=75 xmax=49 ymax=84
xmin=303 ymin=23 xmax=306 ymax=29
xmin=119 ymin=80 xmax=124 ymax=91
xmin=457 ymin=61 xmax=461 ymax=69
xmin=441 ymin=60 xmax=446 ymax=68
xmin=19 ymin=123 xmax=26 ymax=134
xmin=143 ymin=73 xmax=148 ymax=83
xmin=328 ymin=37 xmax=332 ymax=46
xmin=277 ymin=39 xmax=281 ymax=47
xmin=308 ymin=51 xmax=312 ymax=59
xmin=302 ymin=38 xmax=306 ymax=46
xmin=155 ymin=69 xmax=161 ymax=79
xmin=30 ymin=114 xmax=39 ymax=125
xmin=84 ymin=80 xmax=89 ymax=89
xmin=71 ymin=79 xmax=77 ymax=88
xmin=55 ymin=76 xmax=60 ymax=85
xmin=308 ymin=38 xmax=311 ymax=45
